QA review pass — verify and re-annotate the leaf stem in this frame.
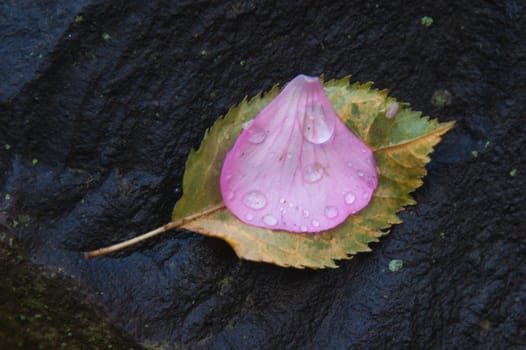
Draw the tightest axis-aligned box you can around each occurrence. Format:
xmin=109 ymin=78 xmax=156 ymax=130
xmin=84 ymin=204 xmax=224 ymax=259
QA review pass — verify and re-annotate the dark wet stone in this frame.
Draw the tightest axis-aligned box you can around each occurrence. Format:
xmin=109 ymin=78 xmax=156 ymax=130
xmin=0 ymin=229 xmax=140 ymax=349
xmin=1 ymin=1 xmax=525 ymax=349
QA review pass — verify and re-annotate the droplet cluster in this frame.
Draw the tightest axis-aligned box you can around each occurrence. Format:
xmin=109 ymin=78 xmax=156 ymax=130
xmin=220 ymin=74 xmax=378 ymax=233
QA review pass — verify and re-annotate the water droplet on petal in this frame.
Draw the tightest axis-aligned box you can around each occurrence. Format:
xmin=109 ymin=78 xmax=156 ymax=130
xmin=247 ymin=126 xmax=266 ymax=144
xmin=243 ymin=191 xmax=267 ymax=210
xmin=347 ymin=161 xmax=353 ymax=168
xmin=311 ymin=219 xmax=320 ymax=227
xmin=362 ymin=192 xmax=370 ymax=199
xmin=357 ymin=171 xmax=364 ymax=177
xmin=241 ymin=120 xmax=253 ymax=130
xmin=300 ymin=224 xmax=308 ymax=232
xmin=245 ymin=213 xmax=254 ymax=221
xmin=303 ymin=163 xmax=324 ymax=183
xmin=303 ymin=103 xmax=335 ymax=144
xmin=361 ymin=147 xmax=367 ymax=153
xmin=286 ymin=152 xmax=292 ymax=159
xmin=279 ymin=198 xmax=286 ymax=204
xmin=262 ymin=214 xmax=278 ymax=226
xmin=345 ymin=192 xmax=356 ymax=204
xmin=225 ymin=191 xmax=234 ymax=200
xmin=324 ymin=206 xmax=339 ymax=219
xmin=303 ymin=209 xmax=310 ymax=217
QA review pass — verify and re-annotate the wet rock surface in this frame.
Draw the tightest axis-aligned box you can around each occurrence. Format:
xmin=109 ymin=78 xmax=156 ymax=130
xmin=0 ymin=229 xmax=140 ymax=349
xmin=1 ymin=1 xmax=525 ymax=349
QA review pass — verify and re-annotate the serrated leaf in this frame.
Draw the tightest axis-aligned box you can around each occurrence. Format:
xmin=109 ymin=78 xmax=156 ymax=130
xmin=173 ymin=77 xmax=454 ymax=269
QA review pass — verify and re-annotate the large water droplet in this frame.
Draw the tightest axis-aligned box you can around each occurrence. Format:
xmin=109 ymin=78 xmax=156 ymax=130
xmin=243 ymin=191 xmax=267 ymax=210
xmin=262 ymin=214 xmax=278 ymax=226
xmin=303 ymin=163 xmax=324 ymax=183
xmin=345 ymin=192 xmax=356 ymax=204
xmin=324 ymin=206 xmax=339 ymax=219
xmin=303 ymin=102 xmax=335 ymax=144
xmin=247 ymin=126 xmax=266 ymax=144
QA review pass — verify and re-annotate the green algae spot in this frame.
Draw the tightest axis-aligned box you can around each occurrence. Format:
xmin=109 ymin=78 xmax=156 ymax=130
xmin=388 ymin=259 xmax=403 ymax=272
xmin=431 ymin=89 xmax=452 ymax=108
xmin=18 ymin=215 xmax=31 ymax=225
xmin=421 ymin=16 xmax=434 ymax=27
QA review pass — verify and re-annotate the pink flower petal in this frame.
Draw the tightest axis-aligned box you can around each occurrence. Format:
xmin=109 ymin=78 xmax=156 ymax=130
xmin=220 ymin=75 xmax=378 ymax=233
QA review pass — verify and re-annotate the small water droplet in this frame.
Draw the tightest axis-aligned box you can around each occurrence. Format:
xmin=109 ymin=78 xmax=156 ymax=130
xmin=347 ymin=161 xmax=353 ymax=168
xmin=279 ymin=198 xmax=286 ymax=204
xmin=311 ymin=219 xmax=320 ymax=227
xmin=357 ymin=171 xmax=364 ymax=177
xmin=245 ymin=213 xmax=254 ymax=221
xmin=243 ymin=191 xmax=267 ymax=210
xmin=300 ymin=224 xmax=308 ymax=232
xmin=303 ymin=163 xmax=324 ymax=183
xmin=247 ymin=126 xmax=266 ymax=144
xmin=286 ymin=152 xmax=292 ymax=159
xmin=242 ymin=120 xmax=253 ymax=130
xmin=225 ymin=191 xmax=234 ymax=200
xmin=262 ymin=214 xmax=278 ymax=226
xmin=345 ymin=192 xmax=356 ymax=204
xmin=362 ymin=192 xmax=370 ymax=199
xmin=386 ymin=102 xmax=399 ymax=119
xmin=361 ymin=147 xmax=367 ymax=153
xmin=303 ymin=209 xmax=310 ymax=217
xmin=324 ymin=206 xmax=339 ymax=219
xmin=288 ymin=202 xmax=294 ymax=208
xmin=303 ymin=102 xmax=335 ymax=144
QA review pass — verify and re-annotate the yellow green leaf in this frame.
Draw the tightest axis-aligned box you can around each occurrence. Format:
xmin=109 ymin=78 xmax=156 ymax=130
xmin=172 ymin=77 xmax=454 ymax=269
